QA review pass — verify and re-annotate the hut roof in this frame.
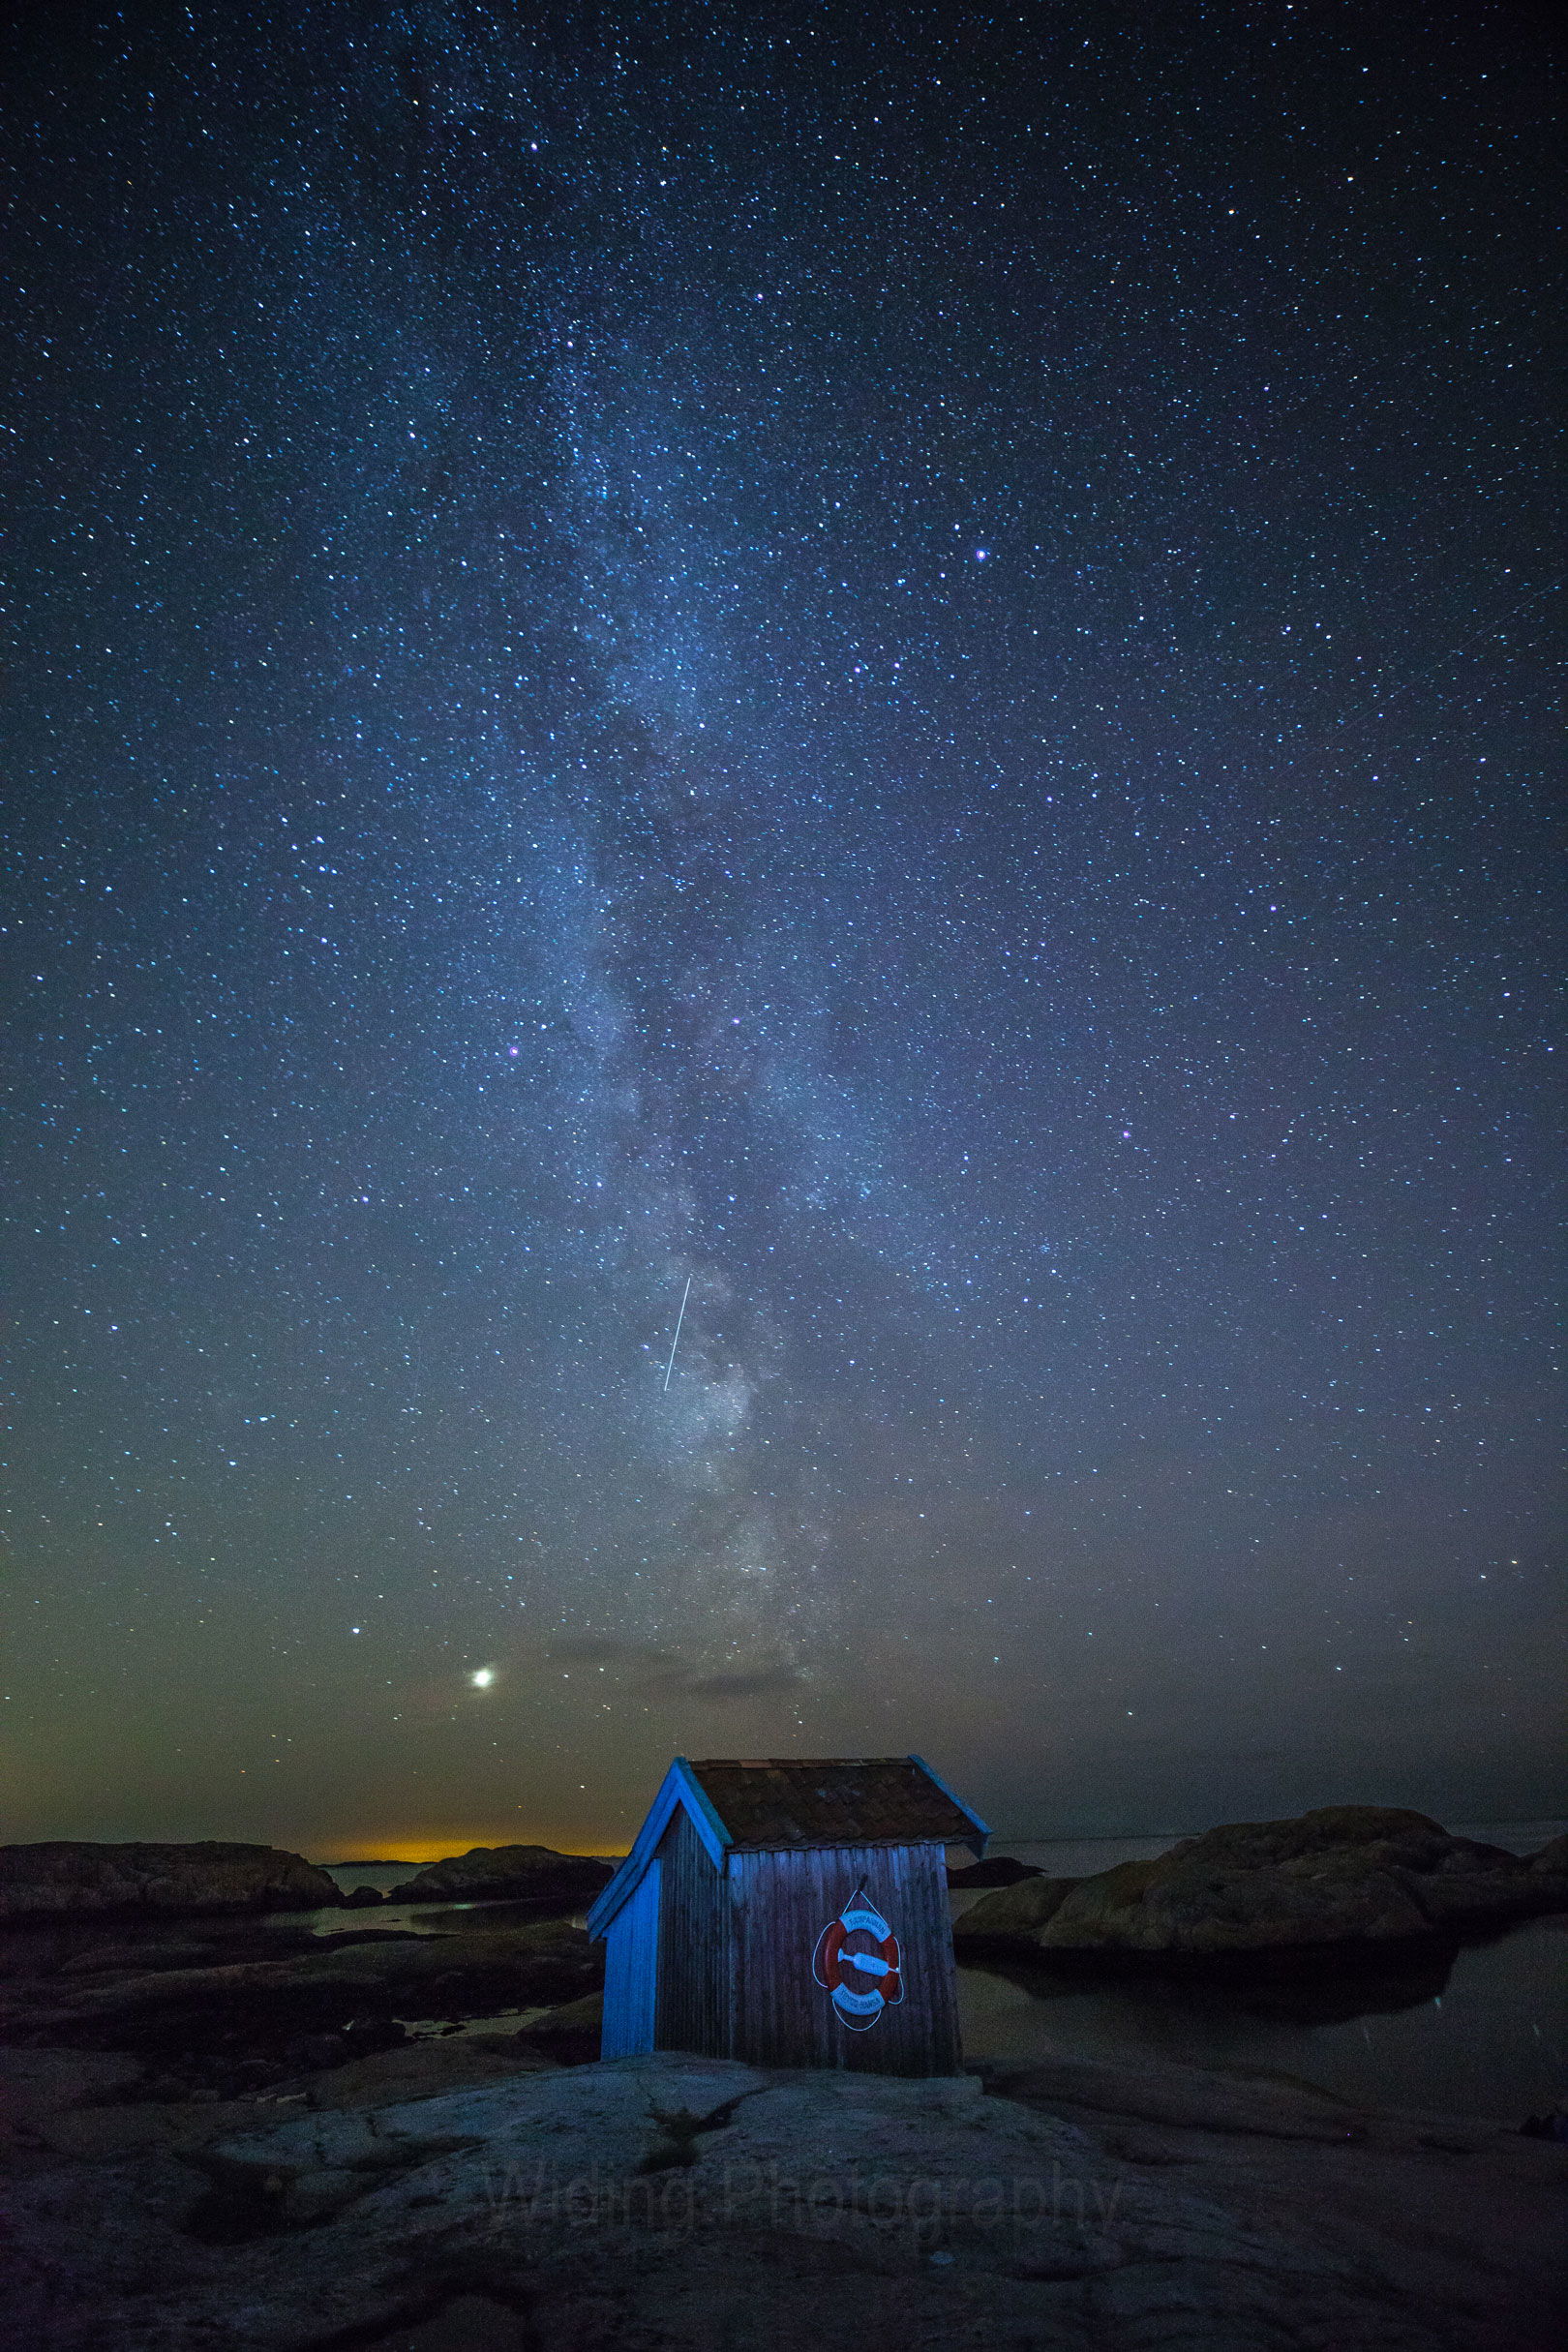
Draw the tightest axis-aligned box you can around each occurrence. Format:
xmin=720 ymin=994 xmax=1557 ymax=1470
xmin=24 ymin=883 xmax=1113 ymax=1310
xmin=684 ymin=1757 xmax=984 ymax=1851
xmin=587 ymin=1754 xmax=987 ymax=1939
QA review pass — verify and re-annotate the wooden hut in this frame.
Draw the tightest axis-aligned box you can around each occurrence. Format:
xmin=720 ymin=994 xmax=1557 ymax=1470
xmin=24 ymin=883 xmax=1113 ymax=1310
xmin=587 ymin=1755 xmax=989 ymax=2075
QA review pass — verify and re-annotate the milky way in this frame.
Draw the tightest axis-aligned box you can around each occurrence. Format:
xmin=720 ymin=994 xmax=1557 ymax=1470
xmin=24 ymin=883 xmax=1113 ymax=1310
xmin=5 ymin=3 xmax=1561 ymax=1852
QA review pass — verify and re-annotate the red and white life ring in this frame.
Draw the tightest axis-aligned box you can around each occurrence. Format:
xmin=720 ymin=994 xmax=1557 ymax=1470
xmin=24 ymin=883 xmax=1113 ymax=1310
xmin=812 ymin=1888 xmax=904 ymax=2030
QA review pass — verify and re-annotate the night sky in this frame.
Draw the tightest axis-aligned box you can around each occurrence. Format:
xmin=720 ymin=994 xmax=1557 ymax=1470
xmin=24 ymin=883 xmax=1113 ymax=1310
xmin=5 ymin=3 xmax=1562 ymax=1860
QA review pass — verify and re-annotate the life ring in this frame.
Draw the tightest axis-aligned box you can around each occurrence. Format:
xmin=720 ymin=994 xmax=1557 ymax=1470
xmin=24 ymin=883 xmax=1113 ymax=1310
xmin=812 ymin=1890 xmax=903 ymax=2030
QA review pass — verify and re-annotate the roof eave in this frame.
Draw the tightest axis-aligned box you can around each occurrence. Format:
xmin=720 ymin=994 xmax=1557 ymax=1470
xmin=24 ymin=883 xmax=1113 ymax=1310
xmin=908 ymin=1753 xmax=990 ymax=1855
xmin=585 ymin=1757 xmax=731 ymax=1939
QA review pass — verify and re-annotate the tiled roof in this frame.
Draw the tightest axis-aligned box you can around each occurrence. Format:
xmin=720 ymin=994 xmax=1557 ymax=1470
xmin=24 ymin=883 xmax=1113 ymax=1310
xmin=685 ymin=1756 xmax=984 ymax=1850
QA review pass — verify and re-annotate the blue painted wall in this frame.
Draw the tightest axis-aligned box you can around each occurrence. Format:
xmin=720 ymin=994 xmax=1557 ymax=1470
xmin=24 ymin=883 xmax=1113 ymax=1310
xmin=600 ymin=1854 xmax=661 ymax=2057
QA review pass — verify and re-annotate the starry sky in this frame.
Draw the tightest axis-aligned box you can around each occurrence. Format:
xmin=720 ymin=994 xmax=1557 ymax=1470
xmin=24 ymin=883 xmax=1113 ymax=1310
xmin=5 ymin=2 xmax=1562 ymax=1860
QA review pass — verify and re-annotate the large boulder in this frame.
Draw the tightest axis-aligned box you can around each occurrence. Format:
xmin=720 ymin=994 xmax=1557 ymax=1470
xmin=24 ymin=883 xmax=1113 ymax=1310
xmin=954 ymin=1806 xmax=1568 ymax=1957
xmin=0 ymin=1842 xmax=342 ymax=1922
xmin=386 ymin=1845 xmax=612 ymax=1907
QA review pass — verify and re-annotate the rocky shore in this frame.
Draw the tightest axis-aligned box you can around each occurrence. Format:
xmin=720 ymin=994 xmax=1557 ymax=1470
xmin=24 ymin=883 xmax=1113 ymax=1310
xmin=2 ymin=1817 xmax=1561 ymax=2346
xmin=4 ymin=2036 xmax=1564 ymax=2349
xmin=0 ymin=1837 xmax=610 ymax=2100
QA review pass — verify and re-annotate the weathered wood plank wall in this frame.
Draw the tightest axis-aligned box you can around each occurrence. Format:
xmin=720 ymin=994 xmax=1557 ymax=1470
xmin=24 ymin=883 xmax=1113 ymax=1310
xmin=730 ymin=1842 xmax=961 ymax=2074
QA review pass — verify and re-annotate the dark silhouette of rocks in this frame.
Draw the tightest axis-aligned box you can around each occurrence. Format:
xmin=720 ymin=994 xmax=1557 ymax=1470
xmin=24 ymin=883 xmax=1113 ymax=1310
xmin=947 ymin=1854 xmax=1044 ymax=1887
xmin=1 ymin=1918 xmax=601 ymax=2070
xmin=0 ymin=1842 xmax=344 ymax=1921
xmin=385 ymin=1844 xmax=613 ymax=1906
xmin=54 ymin=1938 xmax=221 ymax=1976
xmin=341 ymin=1885 xmax=386 ymax=1907
xmin=510 ymin=1989 xmax=603 ymax=2065
xmin=954 ymin=1807 xmax=1568 ymax=1957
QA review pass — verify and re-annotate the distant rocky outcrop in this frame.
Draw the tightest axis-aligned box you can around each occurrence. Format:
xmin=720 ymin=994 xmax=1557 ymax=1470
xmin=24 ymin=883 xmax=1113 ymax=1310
xmin=386 ymin=1845 xmax=612 ymax=1907
xmin=947 ymin=1854 xmax=1044 ymax=1888
xmin=955 ymin=1873 xmax=1079 ymax=1936
xmin=954 ymin=1807 xmax=1568 ymax=1958
xmin=0 ymin=1842 xmax=343 ymax=1922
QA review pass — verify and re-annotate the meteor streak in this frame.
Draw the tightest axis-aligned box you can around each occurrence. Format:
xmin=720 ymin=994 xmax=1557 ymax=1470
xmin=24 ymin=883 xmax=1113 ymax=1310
xmin=662 ymin=1274 xmax=692 ymax=1391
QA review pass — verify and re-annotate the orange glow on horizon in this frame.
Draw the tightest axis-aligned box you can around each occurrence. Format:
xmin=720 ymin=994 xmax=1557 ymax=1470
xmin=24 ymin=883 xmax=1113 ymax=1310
xmin=314 ymin=1834 xmax=630 ymax=1864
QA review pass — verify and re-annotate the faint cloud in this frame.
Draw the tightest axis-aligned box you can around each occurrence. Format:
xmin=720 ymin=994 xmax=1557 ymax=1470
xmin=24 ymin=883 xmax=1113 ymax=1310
xmin=542 ymin=1636 xmax=804 ymax=1702
xmin=684 ymin=1663 xmax=805 ymax=1700
xmin=548 ymin=1637 xmax=652 ymax=1665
